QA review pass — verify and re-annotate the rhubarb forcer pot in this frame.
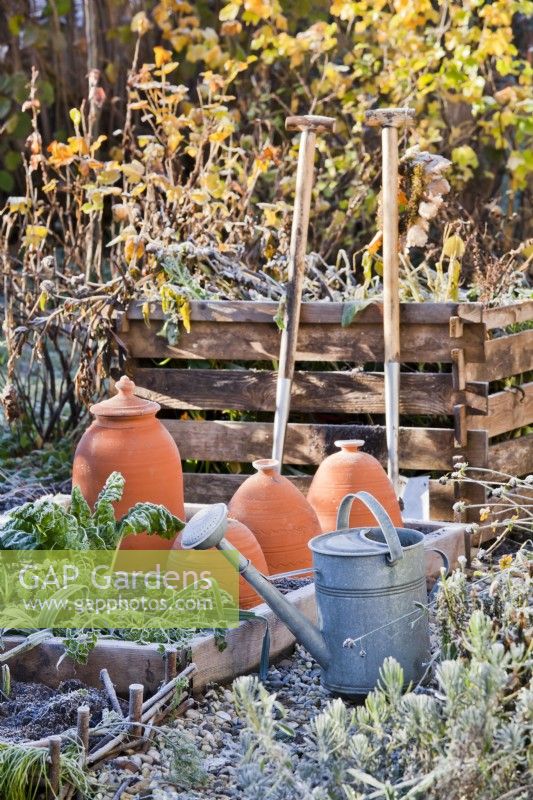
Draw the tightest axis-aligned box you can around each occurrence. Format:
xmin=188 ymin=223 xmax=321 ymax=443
xmin=307 ymin=440 xmax=402 ymax=532
xmin=228 ymin=458 xmax=321 ymax=574
xmin=72 ymin=375 xmax=185 ymax=549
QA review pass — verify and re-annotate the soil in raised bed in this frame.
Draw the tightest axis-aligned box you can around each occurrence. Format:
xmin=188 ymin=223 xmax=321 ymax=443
xmin=0 ymin=678 xmax=127 ymax=743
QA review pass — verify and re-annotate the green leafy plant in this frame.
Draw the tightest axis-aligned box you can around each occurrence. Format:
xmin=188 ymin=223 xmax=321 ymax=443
xmin=0 ymin=471 xmax=184 ymax=550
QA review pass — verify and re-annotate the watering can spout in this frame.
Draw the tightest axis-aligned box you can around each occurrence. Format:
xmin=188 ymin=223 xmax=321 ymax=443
xmin=180 ymin=504 xmax=330 ymax=669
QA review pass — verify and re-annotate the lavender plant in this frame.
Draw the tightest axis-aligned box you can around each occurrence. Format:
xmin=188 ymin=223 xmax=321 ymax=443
xmin=232 ymin=549 xmax=532 ymax=799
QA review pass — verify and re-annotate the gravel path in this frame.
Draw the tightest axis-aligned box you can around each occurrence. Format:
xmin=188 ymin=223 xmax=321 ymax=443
xmin=92 ymin=644 xmax=326 ymax=800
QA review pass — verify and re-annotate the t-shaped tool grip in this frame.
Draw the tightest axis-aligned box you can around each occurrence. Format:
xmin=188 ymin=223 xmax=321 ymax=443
xmin=285 ymin=114 xmax=336 ymax=133
xmin=364 ymin=107 xmax=415 ymax=128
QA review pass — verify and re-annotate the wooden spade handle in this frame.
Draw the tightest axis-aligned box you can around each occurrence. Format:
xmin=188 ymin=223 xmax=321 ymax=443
xmin=364 ymin=107 xmax=415 ymax=128
xmin=285 ymin=114 xmax=336 ymax=133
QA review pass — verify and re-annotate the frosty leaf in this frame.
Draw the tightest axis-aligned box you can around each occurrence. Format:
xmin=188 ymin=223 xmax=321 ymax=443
xmin=427 ymin=177 xmax=451 ymax=197
xmin=119 ymin=503 xmax=185 ymax=540
xmin=405 ymin=222 xmax=429 ymax=249
xmin=407 ymin=151 xmax=452 ymax=175
xmin=341 ymin=298 xmax=373 ymax=327
xmin=418 ymin=199 xmax=442 ymax=220
xmin=96 ymin=472 xmax=125 ymax=506
xmin=92 ymin=472 xmax=124 ymax=545
xmin=70 ymin=486 xmax=92 ymax=527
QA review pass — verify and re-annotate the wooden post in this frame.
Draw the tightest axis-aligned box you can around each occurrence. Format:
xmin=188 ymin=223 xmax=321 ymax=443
xmin=453 ymin=454 xmax=470 ymax=564
xmin=128 ymin=683 xmax=144 ymax=739
xmin=100 ymin=668 xmax=123 ymax=717
xmin=164 ymin=647 xmax=178 ymax=683
xmin=364 ymin=108 xmax=415 ymax=495
xmin=272 ymin=114 xmax=336 ymax=466
xmin=48 ymin=735 xmax=61 ymax=797
xmin=76 ymin=705 xmax=90 ymax=765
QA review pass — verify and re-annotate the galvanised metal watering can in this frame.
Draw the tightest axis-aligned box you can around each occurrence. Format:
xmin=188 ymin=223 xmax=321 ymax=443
xmin=182 ymin=491 xmax=443 ymax=696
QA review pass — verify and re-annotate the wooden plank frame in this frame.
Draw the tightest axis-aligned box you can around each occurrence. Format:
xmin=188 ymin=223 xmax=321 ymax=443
xmin=120 ymin=299 xmax=533 ymax=519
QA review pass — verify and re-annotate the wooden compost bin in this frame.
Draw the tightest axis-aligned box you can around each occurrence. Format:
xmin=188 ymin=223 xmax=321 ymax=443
xmin=118 ymin=299 xmax=533 ymax=521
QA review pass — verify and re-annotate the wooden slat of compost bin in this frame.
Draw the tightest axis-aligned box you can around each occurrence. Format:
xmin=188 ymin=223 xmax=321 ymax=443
xmin=467 ymin=329 xmax=533 ymax=382
xmin=131 ymin=367 xmax=455 ymax=416
xmin=127 ymin=300 xmax=459 ymax=325
xmin=183 ymin=473 xmax=455 ymax=521
xmin=184 ymin=472 xmax=311 ymax=502
xmin=470 ymin=381 xmax=533 ymax=438
xmin=457 ymin=299 xmax=533 ymax=330
xmin=488 ymin=432 xmax=533 ymax=476
xmin=165 ymin=420 xmax=487 ymax=470
xmin=122 ymin=319 xmax=460 ymax=363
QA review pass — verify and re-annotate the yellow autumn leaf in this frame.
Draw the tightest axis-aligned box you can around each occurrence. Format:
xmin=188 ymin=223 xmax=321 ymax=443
xmin=219 ymin=2 xmax=241 ymax=21
xmin=130 ymin=183 xmax=146 ymax=197
xmin=98 ymin=166 xmax=121 ymax=185
xmin=90 ymin=135 xmax=108 ymax=155
xmin=202 ymin=172 xmax=226 ymax=198
xmin=190 ymin=190 xmax=209 ymax=205
xmin=165 ymin=185 xmax=183 ymax=202
xmin=67 ymin=136 xmax=90 ymax=156
xmin=220 ymin=20 xmax=242 ymax=36
xmin=159 ymin=62 xmax=179 ymax=76
xmin=367 ymin=231 xmax=382 ymax=255
xmin=47 ymin=141 xmax=75 ymax=167
xmin=180 ymin=300 xmax=191 ymax=333
xmin=244 ymin=0 xmax=272 ymax=19
xmin=124 ymin=238 xmax=145 ymax=262
xmin=42 ymin=179 xmax=58 ymax=193
xmin=154 ymin=46 xmax=172 ymax=67
xmin=23 ymin=225 xmax=48 ymax=248
xmin=442 ymin=234 xmax=465 ymax=259
xmin=38 ymin=290 xmax=48 ymax=311
xmin=69 ymin=107 xmax=82 ymax=127
xmin=263 ymin=207 xmax=280 ymax=227
xmin=131 ymin=11 xmax=152 ymax=35
xmin=7 ymin=196 xmax=31 ymax=213
xmin=142 ymin=301 xmax=151 ymax=328
xmin=122 ymin=160 xmax=145 ymax=183
xmin=498 ymin=554 xmax=513 ymax=570
xmin=167 ymin=132 xmax=183 ymax=153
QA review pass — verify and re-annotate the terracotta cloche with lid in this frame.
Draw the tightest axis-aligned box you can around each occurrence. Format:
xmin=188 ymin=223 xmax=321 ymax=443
xmin=306 ymin=439 xmax=402 ymax=532
xmin=72 ymin=375 xmax=185 ymax=550
xmin=228 ymin=458 xmax=321 ymax=574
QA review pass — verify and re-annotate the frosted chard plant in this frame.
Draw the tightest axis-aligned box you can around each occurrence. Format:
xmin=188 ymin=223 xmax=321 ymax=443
xmin=232 ymin=549 xmax=532 ymax=800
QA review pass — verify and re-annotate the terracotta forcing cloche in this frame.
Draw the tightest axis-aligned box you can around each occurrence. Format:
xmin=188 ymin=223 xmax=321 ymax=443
xmin=228 ymin=458 xmax=321 ymax=574
xmin=306 ymin=439 xmax=402 ymax=532
xmin=72 ymin=375 xmax=185 ymax=549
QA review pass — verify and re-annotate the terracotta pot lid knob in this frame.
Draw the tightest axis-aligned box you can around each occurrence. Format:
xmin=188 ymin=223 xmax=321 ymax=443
xmin=252 ymin=458 xmax=280 ymax=475
xmin=115 ymin=375 xmax=136 ymax=397
xmin=335 ymin=439 xmax=365 ymax=451
xmin=90 ymin=375 xmax=160 ymax=418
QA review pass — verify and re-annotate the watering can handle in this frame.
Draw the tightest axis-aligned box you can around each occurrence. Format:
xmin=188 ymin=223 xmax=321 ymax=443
xmin=336 ymin=491 xmax=404 ymax=566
